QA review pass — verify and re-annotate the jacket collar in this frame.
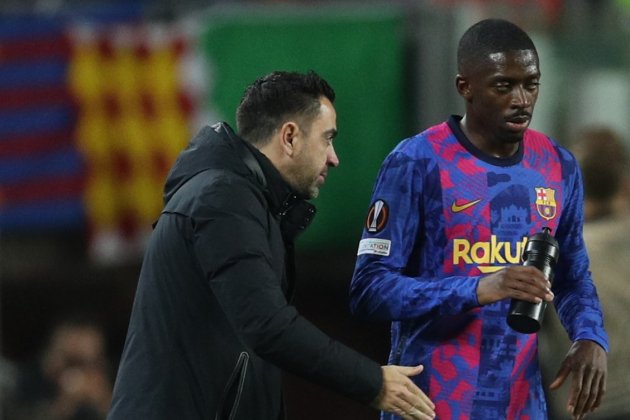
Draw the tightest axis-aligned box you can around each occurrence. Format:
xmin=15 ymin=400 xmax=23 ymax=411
xmin=225 ymin=124 xmax=318 ymax=241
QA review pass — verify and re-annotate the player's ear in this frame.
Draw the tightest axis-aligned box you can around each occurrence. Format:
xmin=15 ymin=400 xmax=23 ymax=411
xmin=456 ymin=74 xmax=472 ymax=100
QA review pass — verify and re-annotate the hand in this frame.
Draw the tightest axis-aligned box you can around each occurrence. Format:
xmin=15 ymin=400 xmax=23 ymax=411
xmin=549 ymin=340 xmax=607 ymax=419
xmin=371 ymin=365 xmax=435 ymax=419
xmin=476 ymin=265 xmax=554 ymax=305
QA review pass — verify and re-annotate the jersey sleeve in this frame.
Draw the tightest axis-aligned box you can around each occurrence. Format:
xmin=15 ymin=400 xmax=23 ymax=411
xmin=552 ymin=148 xmax=609 ymax=351
xmin=350 ymin=142 xmax=480 ymax=322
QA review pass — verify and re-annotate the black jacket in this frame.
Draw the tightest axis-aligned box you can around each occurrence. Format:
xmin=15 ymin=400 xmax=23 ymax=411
xmin=107 ymin=123 xmax=382 ymax=420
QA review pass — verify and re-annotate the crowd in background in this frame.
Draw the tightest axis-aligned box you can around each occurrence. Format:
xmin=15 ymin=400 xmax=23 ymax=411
xmin=540 ymin=127 xmax=630 ymax=419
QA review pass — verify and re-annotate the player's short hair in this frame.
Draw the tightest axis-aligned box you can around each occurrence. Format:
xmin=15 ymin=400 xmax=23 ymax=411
xmin=236 ymin=70 xmax=335 ymax=146
xmin=457 ymin=18 xmax=538 ymax=74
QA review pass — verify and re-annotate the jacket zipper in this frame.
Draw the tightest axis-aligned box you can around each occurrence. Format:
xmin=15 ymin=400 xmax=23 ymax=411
xmin=392 ymin=322 xmax=409 ymax=365
xmin=215 ymin=351 xmax=249 ymax=420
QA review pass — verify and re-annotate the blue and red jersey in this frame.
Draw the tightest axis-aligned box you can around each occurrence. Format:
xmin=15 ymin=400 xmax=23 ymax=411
xmin=351 ymin=116 xmax=608 ymax=419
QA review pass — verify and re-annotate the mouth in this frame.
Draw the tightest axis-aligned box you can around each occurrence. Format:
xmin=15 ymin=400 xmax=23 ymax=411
xmin=505 ymin=113 xmax=531 ymax=131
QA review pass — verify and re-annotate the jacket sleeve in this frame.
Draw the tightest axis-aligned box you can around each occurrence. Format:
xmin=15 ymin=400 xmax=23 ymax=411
xmin=350 ymin=146 xmax=480 ymax=322
xmin=190 ymin=178 xmax=383 ymax=404
xmin=552 ymin=149 xmax=609 ymax=351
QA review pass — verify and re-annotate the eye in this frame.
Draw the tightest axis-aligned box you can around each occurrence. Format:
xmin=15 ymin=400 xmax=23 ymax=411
xmin=323 ymin=129 xmax=337 ymax=145
xmin=525 ymin=81 xmax=540 ymax=91
xmin=494 ymin=82 xmax=511 ymax=93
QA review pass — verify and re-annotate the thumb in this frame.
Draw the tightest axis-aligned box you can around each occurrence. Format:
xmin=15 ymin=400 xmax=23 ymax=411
xmin=398 ymin=364 xmax=424 ymax=377
xmin=549 ymin=364 xmax=569 ymax=390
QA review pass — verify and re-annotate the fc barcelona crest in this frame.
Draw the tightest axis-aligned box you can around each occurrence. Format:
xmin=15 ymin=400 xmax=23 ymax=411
xmin=535 ymin=187 xmax=557 ymax=220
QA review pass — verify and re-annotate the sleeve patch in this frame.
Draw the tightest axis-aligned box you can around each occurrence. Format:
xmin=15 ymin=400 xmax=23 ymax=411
xmin=357 ymin=238 xmax=391 ymax=256
xmin=365 ymin=199 xmax=389 ymax=233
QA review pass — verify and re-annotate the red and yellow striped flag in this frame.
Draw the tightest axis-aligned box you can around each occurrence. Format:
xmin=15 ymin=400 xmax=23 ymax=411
xmin=68 ymin=22 xmax=208 ymax=264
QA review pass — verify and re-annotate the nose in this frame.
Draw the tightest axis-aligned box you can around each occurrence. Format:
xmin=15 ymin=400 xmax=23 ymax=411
xmin=512 ymin=85 xmax=532 ymax=108
xmin=327 ymin=145 xmax=340 ymax=167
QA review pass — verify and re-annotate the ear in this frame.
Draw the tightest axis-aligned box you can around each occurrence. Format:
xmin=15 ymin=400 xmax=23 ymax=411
xmin=456 ymin=74 xmax=472 ymax=100
xmin=278 ymin=121 xmax=300 ymax=157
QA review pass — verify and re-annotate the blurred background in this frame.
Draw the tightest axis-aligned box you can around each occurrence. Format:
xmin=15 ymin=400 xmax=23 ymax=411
xmin=1 ymin=0 xmax=629 ymax=419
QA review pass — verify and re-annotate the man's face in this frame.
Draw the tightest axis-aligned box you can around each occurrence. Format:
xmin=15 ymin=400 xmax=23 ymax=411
xmin=288 ymin=97 xmax=339 ymax=198
xmin=463 ymin=49 xmax=540 ymax=144
xmin=44 ymin=326 xmax=106 ymax=382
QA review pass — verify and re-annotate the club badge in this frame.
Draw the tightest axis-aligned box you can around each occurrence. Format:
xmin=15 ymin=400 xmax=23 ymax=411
xmin=535 ymin=187 xmax=557 ymax=220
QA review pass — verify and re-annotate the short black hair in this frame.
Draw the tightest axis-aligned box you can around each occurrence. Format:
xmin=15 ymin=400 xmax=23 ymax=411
xmin=457 ymin=18 xmax=538 ymax=74
xmin=236 ymin=70 xmax=335 ymax=146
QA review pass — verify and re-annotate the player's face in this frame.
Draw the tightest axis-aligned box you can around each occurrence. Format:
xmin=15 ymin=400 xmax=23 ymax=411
xmin=289 ymin=97 xmax=339 ymax=199
xmin=464 ymin=49 xmax=540 ymax=144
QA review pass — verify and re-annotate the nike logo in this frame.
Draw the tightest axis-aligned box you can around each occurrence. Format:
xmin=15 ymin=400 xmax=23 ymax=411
xmin=451 ymin=199 xmax=482 ymax=213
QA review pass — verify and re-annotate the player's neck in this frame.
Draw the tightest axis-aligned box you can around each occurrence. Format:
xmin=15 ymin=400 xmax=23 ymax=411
xmin=459 ymin=115 xmax=520 ymax=158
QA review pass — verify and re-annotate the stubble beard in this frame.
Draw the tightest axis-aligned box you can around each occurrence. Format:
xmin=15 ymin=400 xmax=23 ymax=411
xmin=287 ymin=159 xmax=321 ymax=200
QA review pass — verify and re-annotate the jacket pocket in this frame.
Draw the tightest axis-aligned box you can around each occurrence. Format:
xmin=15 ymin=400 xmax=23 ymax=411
xmin=215 ymin=351 xmax=249 ymax=420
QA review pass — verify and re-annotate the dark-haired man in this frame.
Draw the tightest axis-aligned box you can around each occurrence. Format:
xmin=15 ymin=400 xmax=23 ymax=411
xmin=108 ymin=71 xmax=435 ymax=420
xmin=351 ymin=19 xmax=607 ymax=419
xmin=8 ymin=316 xmax=112 ymax=420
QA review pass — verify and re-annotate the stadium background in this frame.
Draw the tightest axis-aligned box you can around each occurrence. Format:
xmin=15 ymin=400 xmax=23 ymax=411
xmin=1 ymin=1 xmax=628 ymax=418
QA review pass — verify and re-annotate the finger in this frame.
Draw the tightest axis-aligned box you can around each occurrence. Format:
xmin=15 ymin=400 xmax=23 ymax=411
xmin=418 ymin=389 xmax=435 ymax=410
xmin=566 ymin=365 xmax=584 ymax=416
xmin=417 ymin=406 xmax=436 ymax=419
xmin=390 ymin=405 xmax=407 ymax=418
xmin=402 ymin=401 xmax=418 ymax=417
xmin=572 ymin=366 xmax=594 ymax=417
xmin=582 ymin=370 xmax=603 ymax=413
xmin=395 ymin=364 xmax=424 ymax=379
xmin=401 ymin=389 xmax=435 ymax=417
xmin=398 ymin=407 xmax=415 ymax=420
xmin=520 ymin=278 xmax=554 ymax=302
xmin=585 ymin=373 xmax=602 ymax=414
xmin=397 ymin=409 xmax=412 ymax=420
xmin=407 ymin=380 xmax=435 ymax=414
xmin=406 ymin=407 xmax=433 ymax=420
xmin=408 ymin=412 xmax=432 ymax=420
xmin=511 ymin=268 xmax=555 ymax=301
xmin=411 ymin=400 xmax=436 ymax=419
xmin=549 ymin=365 xmax=570 ymax=390
xmin=397 ymin=386 xmax=435 ymax=419
xmin=403 ymin=380 xmax=435 ymax=410
xmin=591 ymin=373 xmax=606 ymax=410
xmin=508 ymin=281 xmax=552 ymax=303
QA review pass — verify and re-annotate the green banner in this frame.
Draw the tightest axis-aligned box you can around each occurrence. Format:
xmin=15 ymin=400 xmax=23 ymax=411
xmin=201 ymin=6 xmax=408 ymax=250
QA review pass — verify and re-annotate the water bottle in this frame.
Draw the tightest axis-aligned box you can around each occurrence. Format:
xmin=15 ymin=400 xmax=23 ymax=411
xmin=507 ymin=227 xmax=560 ymax=334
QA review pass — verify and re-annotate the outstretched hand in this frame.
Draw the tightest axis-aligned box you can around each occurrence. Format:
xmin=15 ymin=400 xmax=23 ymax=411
xmin=549 ymin=340 xmax=607 ymax=419
xmin=371 ymin=365 xmax=435 ymax=420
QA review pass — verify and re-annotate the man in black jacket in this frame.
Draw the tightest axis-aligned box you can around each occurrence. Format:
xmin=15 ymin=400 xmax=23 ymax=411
xmin=107 ymin=71 xmax=435 ymax=420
